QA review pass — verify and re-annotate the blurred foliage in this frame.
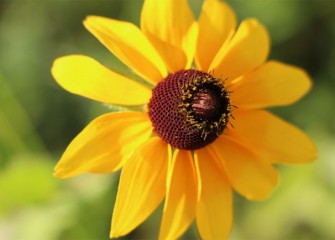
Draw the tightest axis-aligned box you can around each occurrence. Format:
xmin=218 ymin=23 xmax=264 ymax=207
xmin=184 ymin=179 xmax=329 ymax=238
xmin=0 ymin=0 xmax=334 ymax=239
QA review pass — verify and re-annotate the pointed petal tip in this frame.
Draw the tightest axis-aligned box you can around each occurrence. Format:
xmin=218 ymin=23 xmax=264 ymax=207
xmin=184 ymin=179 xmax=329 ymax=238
xmin=298 ymin=69 xmax=313 ymax=101
xmin=82 ymin=16 xmax=100 ymax=33
xmin=83 ymin=15 xmax=100 ymax=22
xmin=53 ymin=164 xmax=75 ymax=179
xmin=53 ymin=168 xmax=68 ymax=179
xmin=109 ymin=229 xmax=117 ymax=239
xmin=110 ymin=224 xmax=131 ymax=239
xmin=302 ymin=135 xmax=318 ymax=163
xmin=283 ymin=129 xmax=318 ymax=165
xmin=296 ymin=139 xmax=318 ymax=164
xmin=83 ymin=15 xmax=103 ymax=28
xmin=82 ymin=16 xmax=91 ymax=28
xmin=51 ymin=57 xmax=62 ymax=78
xmin=312 ymin=148 xmax=318 ymax=161
xmin=243 ymin=173 xmax=280 ymax=201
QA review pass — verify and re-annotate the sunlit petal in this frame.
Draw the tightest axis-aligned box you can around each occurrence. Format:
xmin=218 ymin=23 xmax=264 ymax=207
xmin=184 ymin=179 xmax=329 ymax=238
xmin=210 ymin=18 xmax=270 ymax=81
xmin=54 ymin=112 xmax=152 ymax=178
xmin=111 ymin=137 xmax=170 ymax=238
xmin=141 ymin=0 xmax=196 ymax=71
xmin=144 ymin=31 xmax=187 ymax=73
xmin=230 ymin=61 xmax=312 ymax=109
xmin=84 ymin=16 xmax=167 ymax=84
xmin=211 ymin=136 xmax=279 ymax=200
xmin=159 ymin=150 xmax=197 ymax=240
xmin=196 ymin=0 xmax=237 ymax=71
xmin=183 ymin=22 xmax=198 ymax=69
xmin=52 ymin=55 xmax=152 ymax=105
xmin=229 ymin=110 xmax=317 ymax=164
xmin=194 ymin=147 xmax=233 ymax=240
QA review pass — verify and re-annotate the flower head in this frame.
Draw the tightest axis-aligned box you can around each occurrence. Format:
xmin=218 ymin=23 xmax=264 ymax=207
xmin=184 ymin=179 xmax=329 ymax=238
xmin=52 ymin=0 xmax=317 ymax=239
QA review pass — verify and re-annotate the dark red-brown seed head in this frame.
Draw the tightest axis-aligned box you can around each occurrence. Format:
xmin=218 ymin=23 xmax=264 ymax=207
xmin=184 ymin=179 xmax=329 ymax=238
xmin=148 ymin=69 xmax=231 ymax=150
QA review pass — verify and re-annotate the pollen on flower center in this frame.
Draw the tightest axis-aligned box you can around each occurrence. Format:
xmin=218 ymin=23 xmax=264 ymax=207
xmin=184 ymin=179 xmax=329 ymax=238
xmin=148 ymin=69 xmax=231 ymax=150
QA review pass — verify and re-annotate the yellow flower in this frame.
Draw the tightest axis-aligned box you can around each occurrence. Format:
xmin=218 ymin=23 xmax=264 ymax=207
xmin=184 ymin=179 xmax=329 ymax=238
xmin=51 ymin=0 xmax=317 ymax=239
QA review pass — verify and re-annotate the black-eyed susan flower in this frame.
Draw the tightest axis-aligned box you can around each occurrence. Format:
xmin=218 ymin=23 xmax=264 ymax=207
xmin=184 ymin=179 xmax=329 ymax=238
xmin=52 ymin=0 xmax=317 ymax=239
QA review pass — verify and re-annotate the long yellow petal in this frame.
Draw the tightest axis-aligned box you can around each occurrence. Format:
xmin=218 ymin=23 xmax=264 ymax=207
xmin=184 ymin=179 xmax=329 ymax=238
xmin=159 ymin=150 xmax=197 ymax=240
xmin=196 ymin=0 xmax=237 ymax=72
xmin=183 ymin=22 xmax=198 ymax=69
xmin=141 ymin=0 xmax=196 ymax=71
xmin=194 ymin=147 xmax=233 ymax=240
xmin=210 ymin=18 xmax=270 ymax=81
xmin=230 ymin=61 xmax=312 ymax=109
xmin=51 ymin=55 xmax=152 ymax=105
xmin=228 ymin=109 xmax=317 ymax=164
xmin=54 ymin=112 xmax=152 ymax=178
xmin=211 ymin=136 xmax=279 ymax=200
xmin=111 ymin=137 xmax=170 ymax=238
xmin=84 ymin=16 xmax=167 ymax=84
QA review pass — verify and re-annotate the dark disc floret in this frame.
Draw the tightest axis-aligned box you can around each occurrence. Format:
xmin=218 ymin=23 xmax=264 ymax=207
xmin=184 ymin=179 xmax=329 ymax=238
xmin=148 ymin=69 xmax=231 ymax=150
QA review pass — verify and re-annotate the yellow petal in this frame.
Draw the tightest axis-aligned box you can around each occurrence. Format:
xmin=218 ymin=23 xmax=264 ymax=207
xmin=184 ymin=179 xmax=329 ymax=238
xmin=230 ymin=61 xmax=312 ymax=109
xmin=196 ymin=0 xmax=237 ymax=72
xmin=83 ymin=16 xmax=167 ymax=84
xmin=51 ymin=55 xmax=152 ymax=105
xmin=144 ymin=31 xmax=187 ymax=73
xmin=54 ymin=112 xmax=152 ymax=178
xmin=194 ymin=147 xmax=233 ymax=240
xmin=211 ymin=136 xmax=279 ymax=200
xmin=159 ymin=150 xmax=197 ymax=240
xmin=141 ymin=0 xmax=196 ymax=71
xmin=210 ymin=18 xmax=270 ymax=81
xmin=111 ymin=137 xmax=170 ymax=238
xmin=183 ymin=22 xmax=198 ymax=69
xmin=229 ymin=109 xmax=317 ymax=164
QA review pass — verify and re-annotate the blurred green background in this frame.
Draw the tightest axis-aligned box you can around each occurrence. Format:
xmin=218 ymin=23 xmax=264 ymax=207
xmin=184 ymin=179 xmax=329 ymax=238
xmin=0 ymin=0 xmax=334 ymax=239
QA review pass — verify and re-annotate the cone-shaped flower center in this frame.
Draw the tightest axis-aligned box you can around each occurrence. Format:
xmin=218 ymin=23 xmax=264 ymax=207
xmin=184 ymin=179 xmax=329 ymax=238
xmin=148 ymin=69 xmax=231 ymax=150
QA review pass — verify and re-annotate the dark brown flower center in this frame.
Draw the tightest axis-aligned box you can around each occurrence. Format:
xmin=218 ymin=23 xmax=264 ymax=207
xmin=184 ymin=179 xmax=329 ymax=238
xmin=148 ymin=69 xmax=231 ymax=150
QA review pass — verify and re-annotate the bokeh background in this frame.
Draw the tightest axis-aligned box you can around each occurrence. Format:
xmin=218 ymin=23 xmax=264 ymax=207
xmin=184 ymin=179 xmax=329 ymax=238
xmin=0 ymin=0 xmax=334 ymax=239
